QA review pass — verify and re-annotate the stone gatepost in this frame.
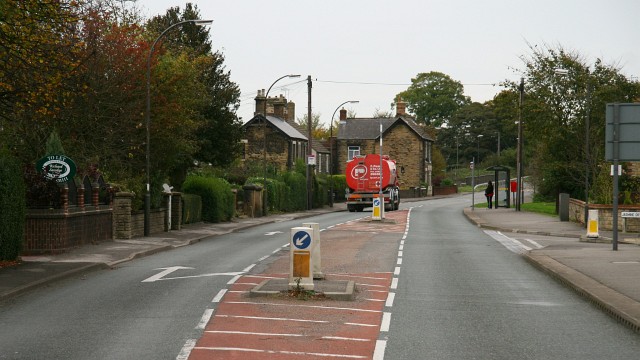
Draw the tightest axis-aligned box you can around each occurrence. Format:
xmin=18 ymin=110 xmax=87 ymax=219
xmin=113 ymin=192 xmax=134 ymax=239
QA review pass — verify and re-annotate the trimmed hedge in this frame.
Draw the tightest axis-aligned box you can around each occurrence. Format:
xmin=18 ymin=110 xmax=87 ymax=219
xmin=181 ymin=193 xmax=202 ymax=224
xmin=0 ymin=148 xmax=26 ymax=260
xmin=183 ymin=175 xmax=234 ymax=223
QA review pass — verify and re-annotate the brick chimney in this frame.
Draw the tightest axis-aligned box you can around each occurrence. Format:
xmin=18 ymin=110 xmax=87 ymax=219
xmin=396 ymin=96 xmax=406 ymax=116
xmin=339 ymin=108 xmax=347 ymax=120
xmin=254 ymin=89 xmax=266 ymax=116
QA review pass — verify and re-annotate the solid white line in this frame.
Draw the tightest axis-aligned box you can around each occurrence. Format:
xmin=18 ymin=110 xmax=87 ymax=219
xmin=402 ymin=234 xmax=407 ymax=240
xmin=227 ymin=275 xmax=241 ymax=284
xmin=216 ymin=314 xmax=328 ymax=323
xmin=397 ymin=258 xmax=402 ymax=265
xmin=380 ymin=312 xmax=391 ymax=332
xmin=228 ymin=290 xmax=247 ymax=293
xmin=524 ymin=238 xmax=544 ymax=249
xmin=226 ymin=301 xmax=382 ymax=313
xmin=356 ymin=284 xmax=387 ymax=289
xmin=385 ymin=292 xmax=395 ymax=307
xmin=326 ymin=274 xmax=390 ymax=280
xmin=391 ymin=277 xmax=398 ymax=289
xmin=345 ymin=322 xmax=377 ymax=327
xmin=322 ymin=336 xmax=370 ymax=342
xmin=176 ymin=339 xmax=196 ymax=360
xmin=192 ymin=347 xmax=367 ymax=358
xmin=196 ymin=309 xmax=214 ymax=330
xmin=243 ymin=264 xmax=256 ymax=272
xmin=212 ymin=289 xmax=227 ymax=303
xmin=394 ymin=267 xmax=401 ymax=275
xmin=365 ymin=289 xmax=388 ymax=293
xmin=206 ymin=330 xmax=304 ymax=337
xmin=373 ymin=340 xmax=387 ymax=360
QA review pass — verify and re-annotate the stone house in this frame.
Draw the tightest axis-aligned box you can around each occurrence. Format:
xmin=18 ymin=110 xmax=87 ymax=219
xmin=240 ymin=91 xmax=329 ymax=174
xmin=335 ymin=101 xmax=434 ymax=192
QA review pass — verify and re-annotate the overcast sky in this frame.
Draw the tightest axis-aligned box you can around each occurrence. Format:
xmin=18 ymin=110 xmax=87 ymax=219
xmin=136 ymin=0 xmax=639 ymax=125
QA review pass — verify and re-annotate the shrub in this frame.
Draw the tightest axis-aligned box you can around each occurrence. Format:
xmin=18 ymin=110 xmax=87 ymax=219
xmin=181 ymin=194 xmax=202 ymax=224
xmin=183 ymin=175 xmax=234 ymax=223
xmin=330 ymin=175 xmax=347 ymax=201
xmin=0 ymin=148 xmax=27 ymax=260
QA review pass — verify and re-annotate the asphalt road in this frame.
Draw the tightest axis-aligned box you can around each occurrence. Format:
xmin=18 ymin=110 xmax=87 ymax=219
xmin=0 ymin=211 xmax=364 ymax=360
xmin=385 ymin=196 xmax=640 ymax=359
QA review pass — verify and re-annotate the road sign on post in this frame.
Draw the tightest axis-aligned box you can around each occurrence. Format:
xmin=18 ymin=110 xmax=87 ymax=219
xmin=372 ymin=197 xmax=382 ymax=221
xmin=289 ymin=227 xmax=315 ymax=290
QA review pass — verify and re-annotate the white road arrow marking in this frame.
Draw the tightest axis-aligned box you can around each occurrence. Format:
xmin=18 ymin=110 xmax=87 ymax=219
xmin=296 ymin=234 xmax=309 ymax=247
xmin=142 ymin=266 xmax=194 ymax=282
xmin=265 ymin=231 xmax=283 ymax=236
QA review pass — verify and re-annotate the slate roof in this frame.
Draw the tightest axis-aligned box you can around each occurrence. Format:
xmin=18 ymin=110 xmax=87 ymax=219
xmin=243 ymin=114 xmax=307 ymax=140
xmin=337 ymin=116 xmax=433 ymax=141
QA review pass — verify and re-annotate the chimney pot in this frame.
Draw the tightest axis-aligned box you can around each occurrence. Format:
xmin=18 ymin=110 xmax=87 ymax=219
xmin=339 ymin=108 xmax=347 ymax=121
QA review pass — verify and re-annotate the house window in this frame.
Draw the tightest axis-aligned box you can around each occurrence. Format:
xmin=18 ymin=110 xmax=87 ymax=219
xmin=348 ymin=146 xmax=360 ymax=161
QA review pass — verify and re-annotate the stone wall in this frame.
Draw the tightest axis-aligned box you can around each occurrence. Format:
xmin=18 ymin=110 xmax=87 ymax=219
xmin=113 ymin=192 xmax=178 ymax=239
xmin=244 ymin=123 xmax=292 ymax=172
xmin=569 ymin=198 xmax=640 ymax=232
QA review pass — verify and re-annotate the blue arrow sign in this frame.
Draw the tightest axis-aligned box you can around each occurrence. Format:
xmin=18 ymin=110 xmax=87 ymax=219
xmin=293 ymin=230 xmax=311 ymax=249
xmin=373 ymin=198 xmax=380 ymax=207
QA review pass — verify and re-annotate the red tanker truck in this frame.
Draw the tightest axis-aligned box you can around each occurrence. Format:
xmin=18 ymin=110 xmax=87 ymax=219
xmin=345 ymin=154 xmax=400 ymax=212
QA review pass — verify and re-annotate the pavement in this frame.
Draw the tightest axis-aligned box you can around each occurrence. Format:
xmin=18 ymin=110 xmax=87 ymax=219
xmin=1 ymin=195 xmax=639 ymax=333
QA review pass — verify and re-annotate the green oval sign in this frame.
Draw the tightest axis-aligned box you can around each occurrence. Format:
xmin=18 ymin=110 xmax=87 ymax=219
xmin=36 ymin=155 xmax=77 ymax=184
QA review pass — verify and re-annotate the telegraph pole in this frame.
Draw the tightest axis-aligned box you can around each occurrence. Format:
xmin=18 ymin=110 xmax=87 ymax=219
xmin=307 ymin=75 xmax=313 ymax=210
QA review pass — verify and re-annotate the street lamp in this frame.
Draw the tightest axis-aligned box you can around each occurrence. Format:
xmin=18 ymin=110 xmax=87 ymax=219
xmin=145 ymin=19 xmax=213 ymax=236
xmin=477 ymin=134 xmax=483 ymax=164
xmin=262 ymin=74 xmax=301 ymax=216
xmin=555 ymin=67 xmax=591 ymax=226
xmin=516 ymin=77 xmax=525 ymax=211
xmin=329 ymin=100 xmax=359 ymax=207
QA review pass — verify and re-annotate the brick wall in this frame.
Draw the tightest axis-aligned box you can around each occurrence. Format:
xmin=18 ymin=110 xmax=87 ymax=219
xmin=24 ymin=207 xmax=112 ymax=254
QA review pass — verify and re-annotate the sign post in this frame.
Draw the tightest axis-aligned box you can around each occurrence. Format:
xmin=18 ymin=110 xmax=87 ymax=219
xmin=289 ymin=226 xmax=315 ymax=290
xmin=605 ymin=103 xmax=640 ymax=250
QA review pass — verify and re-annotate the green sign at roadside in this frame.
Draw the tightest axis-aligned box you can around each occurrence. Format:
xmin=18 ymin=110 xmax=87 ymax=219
xmin=36 ymin=154 xmax=77 ymax=184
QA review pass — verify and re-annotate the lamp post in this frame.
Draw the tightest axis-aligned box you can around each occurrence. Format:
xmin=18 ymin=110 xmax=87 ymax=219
xmin=262 ymin=74 xmax=301 ymax=216
xmin=555 ymin=67 xmax=591 ymax=226
xmin=145 ymin=19 xmax=212 ymax=236
xmin=329 ymin=100 xmax=359 ymax=207
xmin=477 ymin=134 xmax=483 ymax=164
xmin=516 ymin=77 xmax=524 ymax=211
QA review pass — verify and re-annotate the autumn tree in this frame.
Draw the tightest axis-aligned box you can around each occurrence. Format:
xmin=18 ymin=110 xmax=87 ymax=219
xmin=0 ymin=0 xmax=84 ymax=161
xmin=296 ymin=113 xmax=326 ymax=139
xmin=397 ymin=72 xmax=470 ymax=127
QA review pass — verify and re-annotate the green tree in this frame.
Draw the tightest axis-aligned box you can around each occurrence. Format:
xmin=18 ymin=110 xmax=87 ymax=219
xmin=397 ymin=72 xmax=470 ymax=127
xmin=438 ymin=102 xmax=497 ymax=167
xmin=0 ymin=147 xmax=26 ymax=261
xmin=147 ymin=3 xmax=242 ymax=187
xmin=506 ymin=44 xmax=640 ymax=200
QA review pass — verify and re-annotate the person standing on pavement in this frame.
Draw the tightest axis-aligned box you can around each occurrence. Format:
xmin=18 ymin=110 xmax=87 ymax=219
xmin=485 ymin=181 xmax=494 ymax=209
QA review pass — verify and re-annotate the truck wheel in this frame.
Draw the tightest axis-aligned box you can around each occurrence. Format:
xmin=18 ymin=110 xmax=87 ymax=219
xmin=357 ymin=205 xmax=365 ymax=212
xmin=348 ymin=204 xmax=356 ymax=212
